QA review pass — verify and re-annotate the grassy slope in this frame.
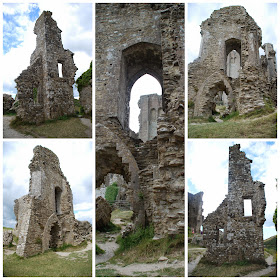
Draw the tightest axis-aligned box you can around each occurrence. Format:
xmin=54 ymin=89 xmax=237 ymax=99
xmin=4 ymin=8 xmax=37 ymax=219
xmin=189 ymin=112 xmax=276 ymax=138
xmin=264 ymin=235 xmax=277 ymax=262
xmin=4 ymin=250 xmax=92 ymax=277
xmin=11 ymin=117 xmax=90 ymax=138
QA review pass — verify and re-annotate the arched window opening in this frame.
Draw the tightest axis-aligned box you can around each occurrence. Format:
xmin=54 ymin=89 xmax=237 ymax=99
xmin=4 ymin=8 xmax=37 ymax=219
xmin=129 ymin=74 xmax=162 ymax=139
xmin=55 ymin=187 xmax=62 ymax=215
xmin=225 ymin=38 xmax=241 ymax=78
xmin=49 ymin=222 xmax=60 ymax=249
xmin=213 ymin=91 xmax=229 ymax=115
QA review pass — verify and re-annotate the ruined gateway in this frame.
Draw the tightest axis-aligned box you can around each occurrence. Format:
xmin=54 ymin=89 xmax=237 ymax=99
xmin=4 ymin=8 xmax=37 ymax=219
xmin=15 ymin=11 xmax=77 ymax=124
xmin=188 ymin=6 xmax=277 ymax=117
xmin=203 ymin=144 xmax=266 ymax=264
xmin=96 ymin=3 xmax=184 ymax=237
xmin=14 ymin=146 xmax=91 ymax=257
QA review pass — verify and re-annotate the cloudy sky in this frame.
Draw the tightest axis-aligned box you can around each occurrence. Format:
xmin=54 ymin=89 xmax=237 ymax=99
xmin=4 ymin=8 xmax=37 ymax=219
xmin=3 ymin=141 xmax=93 ymax=228
xmin=3 ymin=3 xmax=92 ymax=98
xmin=188 ymin=141 xmax=278 ymax=240
xmin=188 ymin=2 xmax=277 ymax=63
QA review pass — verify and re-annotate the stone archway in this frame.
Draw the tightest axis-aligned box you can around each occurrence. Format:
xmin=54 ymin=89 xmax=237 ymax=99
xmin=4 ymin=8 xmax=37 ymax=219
xmin=194 ymin=71 xmax=234 ymax=117
xmin=118 ymin=42 xmax=163 ymax=131
xmin=49 ymin=222 xmax=60 ymax=248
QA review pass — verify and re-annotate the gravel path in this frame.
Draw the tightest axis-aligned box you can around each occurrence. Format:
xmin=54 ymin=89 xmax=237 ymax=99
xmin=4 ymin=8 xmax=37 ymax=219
xmin=3 ymin=116 xmax=33 ymax=138
xmin=188 ymin=249 xmax=206 ymax=276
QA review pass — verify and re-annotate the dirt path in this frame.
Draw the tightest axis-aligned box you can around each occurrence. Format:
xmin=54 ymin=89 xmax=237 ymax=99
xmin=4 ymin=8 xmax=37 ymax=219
xmin=96 ymin=233 xmax=119 ymax=264
xmin=55 ymin=242 xmax=92 ymax=258
xmin=3 ymin=116 xmax=33 ymax=138
xmin=188 ymin=248 xmax=206 ymax=276
xmin=80 ymin=118 xmax=92 ymax=138
xmin=244 ymin=254 xmax=275 ymax=277
xmin=99 ymin=260 xmax=185 ymax=277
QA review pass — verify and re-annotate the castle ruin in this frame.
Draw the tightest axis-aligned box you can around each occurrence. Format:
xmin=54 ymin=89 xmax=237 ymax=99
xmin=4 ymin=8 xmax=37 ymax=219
xmin=96 ymin=3 xmax=184 ymax=238
xmin=188 ymin=6 xmax=277 ymax=117
xmin=188 ymin=192 xmax=203 ymax=234
xmin=15 ymin=11 xmax=77 ymax=124
xmin=138 ymin=94 xmax=163 ymax=142
xmin=203 ymin=144 xmax=266 ymax=264
xmin=14 ymin=146 xmax=91 ymax=257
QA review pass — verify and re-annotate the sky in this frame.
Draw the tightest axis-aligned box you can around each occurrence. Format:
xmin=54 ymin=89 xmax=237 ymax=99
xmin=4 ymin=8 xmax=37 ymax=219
xmin=3 ymin=3 xmax=92 ymax=98
xmin=188 ymin=2 xmax=277 ymax=63
xmin=188 ymin=141 xmax=278 ymax=240
xmin=129 ymin=74 xmax=162 ymax=133
xmin=3 ymin=141 xmax=93 ymax=228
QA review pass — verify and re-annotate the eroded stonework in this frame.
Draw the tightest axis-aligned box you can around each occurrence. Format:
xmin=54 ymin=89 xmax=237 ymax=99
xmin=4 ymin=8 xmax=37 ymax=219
xmin=14 ymin=146 xmax=91 ymax=257
xmin=203 ymin=144 xmax=266 ymax=264
xmin=188 ymin=6 xmax=277 ymax=117
xmin=96 ymin=3 xmax=184 ymax=238
xmin=138 ymin=94 xmax=163 ymax=142
xmin=15 ymin=11 xmax=77 ymax=124
xmin=3 ymin=94 xmax=14 ymax=114
xmin=188 ymin=192 xmax=203 ymax=234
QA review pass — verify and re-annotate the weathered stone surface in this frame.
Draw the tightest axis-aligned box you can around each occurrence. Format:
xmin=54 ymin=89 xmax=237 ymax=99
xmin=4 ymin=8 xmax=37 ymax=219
xmin=14 ymin=146 xmax=91 ymax=257
xmin=3 ymin=94 xmax=14 ymax=114
xmin=188 ymin=6 xmax=277 ymax=117
xmin=138 ymin=94 xmax=163 ymax=142
xmin=15 ymin=11 xmax=77 ymax=124
xmin=96 ymin=3 xmax=184 ymax=238
xmin=203 ymin=144 xmax=266 ymax=264
xmin=96 ymin=196 xmax=112 ymax=230
xmin=79 ymin=79 xmax=92 ymax=115
xmin=188 ymin=192 xmax=203 ymax=234
xmin=3 ymin=230 xmax=13 ymax=246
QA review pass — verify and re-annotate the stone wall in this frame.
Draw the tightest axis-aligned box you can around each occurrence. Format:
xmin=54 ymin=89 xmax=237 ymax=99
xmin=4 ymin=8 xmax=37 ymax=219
xmin=188 ymin=192 xmax=203 ymax=233
xmin=3 ymin=94 xmax=14 ymax=114
xmin=188 ymin=6 xmax=277 ymax=117
xmin=138 ymin=94 xmax=163 ymax=142
xmin=79 ymin=79 xmax=92 ymax=115
xmin=15 ymin=11 xmax=77 ymax=124
xmin=96 ymin=3 xmax=184 ymax=238
xmin=14 ymin=146 xmax=91 ymax=257
xmin=203 ymin=144 xmax=266 ymax=264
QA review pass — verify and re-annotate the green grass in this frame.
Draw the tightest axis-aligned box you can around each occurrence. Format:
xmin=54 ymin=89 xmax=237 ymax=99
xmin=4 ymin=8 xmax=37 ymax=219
xmin=191 ymin=257 xmax=266 ymax=277
xmin=76 ymin=62 xmax=92 ymax=92
xmin=96 ymin=268 xmax=123 ymax=277
xmin=10 ymin=116 xmax=90 ymax=138
xmin=264 ymin=235 xmax=277 ymax=262
xmin=3 ymin=227 xmax=13 ymax=231
xmin=4 ymin=250 xmax=92 ymax=277
xmin=96 ymin=244 xmax=105 ymax=255
xmin=189 ymin=112 xmax=276 ymax=138
xmin=133 ymin=267 xmax=185 ymax=277
xmin=97 ymin=221 xmax=121 ymax=233
xmin=111 ymin=209 xmax=133 ymax=223
xmin=111 ymin=231 xmax=184 ymax=266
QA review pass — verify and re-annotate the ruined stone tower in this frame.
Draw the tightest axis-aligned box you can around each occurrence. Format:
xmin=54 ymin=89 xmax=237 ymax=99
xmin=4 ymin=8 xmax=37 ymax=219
xmin=96 ymin=3 xmax=184 ymax=238
xmin=15 ymin=11 xmax=77 ymax=123
xmin=138 ymin=94 xmax=163 ymax=142
xmin=188 ymin=192 xmax=203 ymax=234
xmin=188 ymin=6 xmax=277 ymax=117
xmin=14 ymin=146 xmax=91 ymax=257
xmin=203 ymin=144 xmax=266 ymax=264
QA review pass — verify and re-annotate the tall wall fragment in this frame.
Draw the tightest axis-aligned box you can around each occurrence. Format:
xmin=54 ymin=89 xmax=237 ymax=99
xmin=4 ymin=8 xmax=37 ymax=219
xmin=203 ymin=144 xmax=266 ymax=264
xmin=188 ymin=192 xmax=203 ymax=233
xmin=14 ymin=146 xmax=91 ymax=257
xmin=15 ymin=11 xmax=77 ymax=123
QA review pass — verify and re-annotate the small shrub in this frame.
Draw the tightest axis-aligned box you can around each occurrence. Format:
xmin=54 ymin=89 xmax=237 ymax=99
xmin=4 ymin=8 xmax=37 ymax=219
xmin=221 ymin=111 xmax=239 ymax=121
xmin=138 ymin=192 xmax=144 ymax=200
xmin=105 ymin=182 xmax=119 ymax=204
xmin=33 ymin=88 xmax=38 ymax=103
xmin=96 ymin=244 xmax=105 ymax=255
xmin=208 ymin=116 xmax=216 ymax=122
xmin=188 ymin=100 xmax=194 ymax=108
xmin=98 ymin=221 xmax=121 ymax=233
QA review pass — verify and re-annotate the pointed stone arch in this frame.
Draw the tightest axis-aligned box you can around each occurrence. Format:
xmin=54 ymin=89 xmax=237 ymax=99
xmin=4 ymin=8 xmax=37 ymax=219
xmin=194 ymin=71 xmax=234 ymax=117
xmin=118 ymin=42 xmax=163 ymax=130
